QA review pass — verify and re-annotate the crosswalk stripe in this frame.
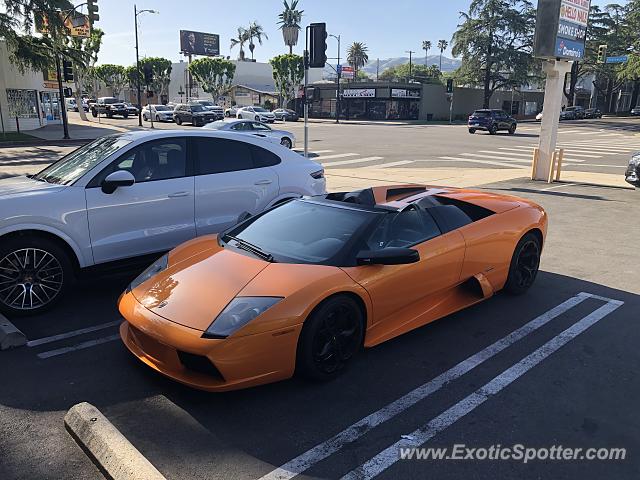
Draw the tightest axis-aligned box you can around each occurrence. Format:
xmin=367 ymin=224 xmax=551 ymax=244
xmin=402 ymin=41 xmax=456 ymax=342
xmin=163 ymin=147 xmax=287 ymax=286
xmin=480 ymin=150 xmax=533 ymax=157
xmin=375 ymin=161 xmax=414 ymax=169
xmin=323 ymin=156 xmax=384 ymax=167
xmin=438 ymin=156 xmax=528 ymax=168
xmin=461 ymin=153 xmax=532 ymax=163
xmin=309 ymin=150 xmax=334 ymax=154
xmin=316 ymin=153 xmax=359 ymax=160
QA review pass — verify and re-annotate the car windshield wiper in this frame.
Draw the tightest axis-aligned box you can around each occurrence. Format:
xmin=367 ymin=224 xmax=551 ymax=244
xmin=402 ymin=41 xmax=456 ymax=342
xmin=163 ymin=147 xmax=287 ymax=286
xmin=223 ymin=234 xmax=274 ymax=262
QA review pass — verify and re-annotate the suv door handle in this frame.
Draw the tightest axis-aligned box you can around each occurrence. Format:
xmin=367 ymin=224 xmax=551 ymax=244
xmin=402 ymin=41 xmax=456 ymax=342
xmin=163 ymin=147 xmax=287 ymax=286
xmin=254 ymin=180 xmax=272 ymax=185
xmin=168 ymin=191 xmax=190 ymax=198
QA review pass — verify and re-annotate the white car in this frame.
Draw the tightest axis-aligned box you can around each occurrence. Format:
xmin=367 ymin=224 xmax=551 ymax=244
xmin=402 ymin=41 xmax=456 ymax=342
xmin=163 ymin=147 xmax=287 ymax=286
xmin=203 ymin=119 xmax=296 ymax=149
xmin=237 ymin=106 xmax=276 ymax=123
xmin=142 ymin=104 xmax=175 ymax=122
xmin=0 ymin=130 xmax=326 ymax=315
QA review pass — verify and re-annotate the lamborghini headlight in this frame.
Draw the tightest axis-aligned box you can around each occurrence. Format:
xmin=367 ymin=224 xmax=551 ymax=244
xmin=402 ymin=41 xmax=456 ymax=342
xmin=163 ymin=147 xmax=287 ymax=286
xmin=204 ymin=297 xmax=283 ymax=339
xmin=129 ymin=254 xmax=169 ymax=291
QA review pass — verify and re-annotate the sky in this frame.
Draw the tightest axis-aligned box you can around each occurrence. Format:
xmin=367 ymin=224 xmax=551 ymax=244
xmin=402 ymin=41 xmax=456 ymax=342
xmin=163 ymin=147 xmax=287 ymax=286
xmin=18 ymin=0 xmax=614 ymax=67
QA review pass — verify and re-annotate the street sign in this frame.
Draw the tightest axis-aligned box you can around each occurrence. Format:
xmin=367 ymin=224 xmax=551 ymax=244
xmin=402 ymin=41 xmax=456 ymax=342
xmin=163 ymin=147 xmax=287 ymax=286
xmin=605 ymin=55 xmax=629 ymax=64
xmin=534 ymin=0 xmax=592 ymax=61
xmin=337 ymin=64 xmax=342 ymax=74
xmin=341 ymin=66 xmax=354 ymax=79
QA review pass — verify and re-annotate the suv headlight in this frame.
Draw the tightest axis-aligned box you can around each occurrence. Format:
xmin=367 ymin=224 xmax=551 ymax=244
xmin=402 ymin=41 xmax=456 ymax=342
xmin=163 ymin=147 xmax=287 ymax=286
xmin=203 ymin=297 xmax=283 ymax=339
xmin=129 ymin=254 xmax=169 ymax=291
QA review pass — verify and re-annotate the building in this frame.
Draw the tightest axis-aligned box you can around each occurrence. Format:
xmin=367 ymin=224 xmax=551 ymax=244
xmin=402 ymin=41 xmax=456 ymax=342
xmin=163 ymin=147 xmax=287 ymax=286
xmin=0 ymin=40 xmax=72 ymax=132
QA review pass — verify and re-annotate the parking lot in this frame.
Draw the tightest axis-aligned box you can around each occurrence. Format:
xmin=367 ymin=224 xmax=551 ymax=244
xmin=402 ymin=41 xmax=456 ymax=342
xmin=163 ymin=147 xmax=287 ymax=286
xmin=1 ymin=151 xmax=639 ymax=479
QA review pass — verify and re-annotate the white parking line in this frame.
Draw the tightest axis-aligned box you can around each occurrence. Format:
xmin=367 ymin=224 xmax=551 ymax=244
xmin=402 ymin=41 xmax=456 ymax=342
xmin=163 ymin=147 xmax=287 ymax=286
xmin=316 ymin=153 xmax=360 ymax=160
xmin=37 ymin=334 xmax=121 ymax=359
xmin=324 ymin=157 xmax=384 ymax=167
xmin=259 ymin=294 xmax=592 ymax=480
xmin=26 ymin=320 xmax=121 ymax=347
xmin=342 ymin=295 xmax=623 ymax=480
xmin=436 ymin=157 xmax=528 ymax=168
xmin=375 ymin=161 xmax=415 ymax=169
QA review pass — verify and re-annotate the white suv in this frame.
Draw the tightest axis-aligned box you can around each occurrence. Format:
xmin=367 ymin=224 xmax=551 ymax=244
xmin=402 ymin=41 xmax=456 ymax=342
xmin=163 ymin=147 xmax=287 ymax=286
xmin=0 ymin=130 xmax=325 ymax=316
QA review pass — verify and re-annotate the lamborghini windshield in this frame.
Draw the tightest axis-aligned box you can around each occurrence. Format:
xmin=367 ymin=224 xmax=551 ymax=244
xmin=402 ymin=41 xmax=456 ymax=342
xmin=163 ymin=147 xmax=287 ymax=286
xmin=224 ymin=200 xmax=381 ymax=264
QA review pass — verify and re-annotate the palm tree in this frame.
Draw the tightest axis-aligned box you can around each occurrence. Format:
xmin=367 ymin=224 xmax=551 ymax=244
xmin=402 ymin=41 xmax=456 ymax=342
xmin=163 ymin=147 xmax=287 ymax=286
xmin=230 ymin=27 xmax=249 ymax=61
xmin=347 ymin=42 xmax=369 ymax=79
xmin=422 ymin=40 xmax=431 ymax=66
xmin=247 ymin=21 xmax=268 ymax=60
xmin=278 ymin=0 xmax=303 ymax=54
xmin=437 ymin=39 xmax=448 ymax=71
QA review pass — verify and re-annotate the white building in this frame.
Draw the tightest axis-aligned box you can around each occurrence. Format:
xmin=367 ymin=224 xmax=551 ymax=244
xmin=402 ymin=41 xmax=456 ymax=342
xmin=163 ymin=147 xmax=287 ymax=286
xmin=0 ymin=40 xmax=73 ymax=132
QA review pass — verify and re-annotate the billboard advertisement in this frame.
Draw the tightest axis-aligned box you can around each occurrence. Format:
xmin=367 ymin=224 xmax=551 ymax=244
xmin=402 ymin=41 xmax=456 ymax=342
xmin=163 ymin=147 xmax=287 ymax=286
xmin=534 ymin=0 xmax=591 ymax=61
xmin=180 ymin=30 xmax=220 ymax=56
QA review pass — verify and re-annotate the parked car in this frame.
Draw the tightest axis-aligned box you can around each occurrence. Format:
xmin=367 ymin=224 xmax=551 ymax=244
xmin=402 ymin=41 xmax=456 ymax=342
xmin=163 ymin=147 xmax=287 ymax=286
xmin=91 ymin=97 xmax=129 ymax=118
xmin=584 ymin=108 xmax=603 ymax=119
xmin=273 ymin=108 xmax=299 ymax=122
xmin=535 ymin=111 xmax=544 ymax=122
xmin=631 ymin=106 xmax=640 ymax=116
xmin=142 ymin=104 xmax=175 ymax=122
xmin=468 ymin=109 xmax=517 ymax=135
xmin=65 ymin=98 xmax=88 ymax=112
xmin=225 ymin=105 xmax=241 ymax=117
xmin=173 ymin=103 xmax=217 ymax=126
xmin=191 ymin=100 xmax=224 ymax=120
xmin=560 ymin=106 xmax=585 ymax=120
xmin=203 ymin=119 xmax=296 ymax=149
xmin=0 ymin=130 xmax=326 ymax=316
xmin=119 ymin=184 xmax=546 ymax=391
xmin=237 ymin=106 xmax=276 ymax=123
xmin=123 ymin=102 xmax=139 ymax=116
xmin=625 ymin=152 xmax=640 ymax=187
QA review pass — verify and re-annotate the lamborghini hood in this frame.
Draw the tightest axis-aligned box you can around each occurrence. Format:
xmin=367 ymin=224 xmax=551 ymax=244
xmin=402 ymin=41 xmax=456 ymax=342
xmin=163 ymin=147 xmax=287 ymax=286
xmin=131 ymin=238 xmax=270 ymax=331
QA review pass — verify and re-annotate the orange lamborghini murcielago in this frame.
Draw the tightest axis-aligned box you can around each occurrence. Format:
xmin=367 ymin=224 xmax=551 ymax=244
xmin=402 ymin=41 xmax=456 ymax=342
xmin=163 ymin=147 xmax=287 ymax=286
xmin=119 ymin=185 xmax=547 ymax=391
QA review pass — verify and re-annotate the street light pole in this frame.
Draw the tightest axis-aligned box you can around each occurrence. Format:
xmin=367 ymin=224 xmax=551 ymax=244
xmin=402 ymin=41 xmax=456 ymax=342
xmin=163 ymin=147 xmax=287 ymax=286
xmin=134 ymin=5 xmax=157 ymax=127
xmin=406 ymin=50 xmax=415 ymax=82
xmin=330 ymin=33 xmax=341 ymax=124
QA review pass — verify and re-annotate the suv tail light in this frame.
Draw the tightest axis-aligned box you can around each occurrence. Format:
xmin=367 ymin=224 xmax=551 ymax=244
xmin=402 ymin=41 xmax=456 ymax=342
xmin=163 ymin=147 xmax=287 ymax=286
xmin=310 ymin=169 xmax=324 ymax=179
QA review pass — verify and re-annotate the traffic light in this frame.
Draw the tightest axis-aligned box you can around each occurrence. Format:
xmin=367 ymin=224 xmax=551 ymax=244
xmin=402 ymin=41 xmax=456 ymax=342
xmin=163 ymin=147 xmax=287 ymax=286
xmin=143 ymin=65 xmax=153 ymax=85
xmin=63 ymin=87 xmax=73 ymax=97
xmin=62 ymin=60 xmax=74 ymax=82
xmin=308 ymin=23 xmax=327 ymax=68
xmin=87 ymin=0 xmax=99 ymax=25
xmin=597 ymin=44 xmax=607 ymax=64
xmin=446 ymin=79 xmax=454 ymax=94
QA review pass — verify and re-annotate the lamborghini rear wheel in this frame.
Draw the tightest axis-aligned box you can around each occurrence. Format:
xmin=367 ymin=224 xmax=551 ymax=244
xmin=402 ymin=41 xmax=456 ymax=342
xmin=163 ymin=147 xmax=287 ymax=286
xmin=297 ymin=295 xmax=364 ymax=381
xmin=504 ymin=233 xmax=541 ymax=295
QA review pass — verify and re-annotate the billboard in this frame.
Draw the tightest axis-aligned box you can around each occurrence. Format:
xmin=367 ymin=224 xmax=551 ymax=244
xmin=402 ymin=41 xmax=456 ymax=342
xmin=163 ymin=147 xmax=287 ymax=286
xmin=534 ymin=0 xmax=591 ymax=60
xmin=340 ymin=66 xmax=355 ymax=79
xmin=180 ymin=30 xmax=220 ymax=56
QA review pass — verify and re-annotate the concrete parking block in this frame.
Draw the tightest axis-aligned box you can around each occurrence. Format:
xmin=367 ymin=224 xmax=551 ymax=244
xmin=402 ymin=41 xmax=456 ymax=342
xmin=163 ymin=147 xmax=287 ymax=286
xmin=0 ymin=313 xmax=27 ymax=350
xmin=64 ymin=402 xmax=166 ymax=480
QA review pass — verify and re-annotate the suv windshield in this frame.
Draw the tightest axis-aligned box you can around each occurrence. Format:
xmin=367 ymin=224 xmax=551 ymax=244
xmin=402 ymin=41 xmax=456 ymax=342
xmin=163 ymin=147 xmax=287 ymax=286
xmin=226 ymin=200 xmax=380 ymax=264
xmin=198 ymin=101 xmax=213 ymax=106
xmin=190 ymin=105 xmax=205 ymax=112
xmin=32 ymin=136 xmax=132 ymax=185
xmin=103 ymin=98 xmax=119 ymax=104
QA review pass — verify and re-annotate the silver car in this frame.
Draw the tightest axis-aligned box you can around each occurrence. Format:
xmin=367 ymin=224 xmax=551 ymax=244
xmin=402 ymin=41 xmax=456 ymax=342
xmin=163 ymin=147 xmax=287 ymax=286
xmin=203 ymin=119 xmax=296 ymax=149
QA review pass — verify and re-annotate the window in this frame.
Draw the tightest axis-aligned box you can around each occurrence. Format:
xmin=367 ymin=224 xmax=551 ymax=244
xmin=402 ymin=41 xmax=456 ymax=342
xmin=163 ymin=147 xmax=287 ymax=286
xmin=252 ymin=145 xmax=281 ymax=168
xmin=366 ymin=208 xmax=441 ymax=250
xmin=7 ymin=89 xmax=39 ymax=118
xmin=251 ymin=123 xmax=271 ymax=131
xmin=91 ymin=138 xmax=187 ymax=185
xmin=230 ymin=122 xmax=252 ymax=131
xmin=195 ymin=137 xmax=254 ymax=174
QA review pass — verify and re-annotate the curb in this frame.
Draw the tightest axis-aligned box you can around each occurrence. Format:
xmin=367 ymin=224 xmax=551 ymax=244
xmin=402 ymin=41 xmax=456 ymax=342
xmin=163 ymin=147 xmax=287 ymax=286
xmin=65 ymin=402 xmax=166 ymax=480
xmin=0 ymin=139 xmax=92 ymax=149
xmin=0 ymin=313 xmax=27 ymax=350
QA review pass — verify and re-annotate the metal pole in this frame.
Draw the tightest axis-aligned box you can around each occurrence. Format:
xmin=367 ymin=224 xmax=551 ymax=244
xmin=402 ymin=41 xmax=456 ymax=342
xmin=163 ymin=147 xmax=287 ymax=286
xmin=336 ymin=34 xmax=341 ymax=124
xmin=449 ymin=92 xmax=453 ymax=124
xmin=134 ymin=4 xmax=142 ymax=126
xmin=187 ymin=54 xmax=192 ymax=101
xmin=304 ymin=26 xmax=309 ymax=158
xmin=55 ymin=54 xmax=70 ymax=139
xmin=406 ymin=50 xmax=415 ymax=82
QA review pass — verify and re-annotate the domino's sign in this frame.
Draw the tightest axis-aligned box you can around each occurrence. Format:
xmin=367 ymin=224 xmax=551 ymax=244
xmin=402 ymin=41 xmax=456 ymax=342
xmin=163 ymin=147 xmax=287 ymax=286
xmin=534 ymin=0 xmax=592 ymax=61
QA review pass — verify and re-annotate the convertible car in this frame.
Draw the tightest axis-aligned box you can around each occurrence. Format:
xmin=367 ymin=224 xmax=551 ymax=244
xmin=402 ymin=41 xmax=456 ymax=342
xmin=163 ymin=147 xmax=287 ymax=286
xmin=119 ymin=185 xmax=547 ymax=391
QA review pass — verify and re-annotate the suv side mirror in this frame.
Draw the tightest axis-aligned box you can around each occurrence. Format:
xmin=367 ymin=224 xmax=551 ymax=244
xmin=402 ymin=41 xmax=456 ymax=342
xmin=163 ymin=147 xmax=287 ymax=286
xmin=102 ymin=170 xmax=135 ymax=194
xmin=356 ymin=248 xmax=420 ymax=266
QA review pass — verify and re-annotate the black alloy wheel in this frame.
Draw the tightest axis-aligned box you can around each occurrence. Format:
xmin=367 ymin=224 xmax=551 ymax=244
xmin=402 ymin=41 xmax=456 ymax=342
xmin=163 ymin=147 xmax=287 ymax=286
xmin=298 ymin=295 xmax=364 ymax=380
xmin=489 ymin=123 xmax=498 ymax=135
xmin=280 ymin=137 xmax=292 ymax=149
xmin=508 ymin=124 xmax=517 ymax=135
xmin=504 ymin=233 xmax=541 ymax=295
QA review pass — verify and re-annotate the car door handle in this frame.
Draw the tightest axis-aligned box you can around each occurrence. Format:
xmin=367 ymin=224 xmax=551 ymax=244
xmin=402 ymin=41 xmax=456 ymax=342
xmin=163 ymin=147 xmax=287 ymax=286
xmin=167 ymin=191 xmax=190 ymax=198
xmin=254 ymin=180 xmax=272 ymax=185
xmin=253 ymin=134 xmax=266 ymax=137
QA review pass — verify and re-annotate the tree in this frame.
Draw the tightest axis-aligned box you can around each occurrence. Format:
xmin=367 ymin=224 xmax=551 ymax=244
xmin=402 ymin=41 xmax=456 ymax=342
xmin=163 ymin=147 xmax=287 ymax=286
xmin=66 ymin=28 xmax=103 ymax=121
xmin=94 ymin=64 xmax=127 ymax=97
xmin=270 ymin=54 xmax=304 ymax=107
xmin=347 ymin=42 xmax=369 ymax=79
xmin=247 ymin=21 xmax=268 ymax=60
xmin=379 ymin=63 xmax=442 ymax=84
xmin=278 ymin=0 xmax=303 ymax=54
xmin=230 ymin=27 xmax=249 ymax=61
xmin=422 ymin=40 xmax=432 ymax=66
xmin=451 ymin=0 xmax=537 ymax=108
xmin=139 ymin=57 xmax=172 ymax=102
xmin=188 ymin=57 xmax=236 ymax=100
xmin=437 ymin=39 xmax=448 ymax=71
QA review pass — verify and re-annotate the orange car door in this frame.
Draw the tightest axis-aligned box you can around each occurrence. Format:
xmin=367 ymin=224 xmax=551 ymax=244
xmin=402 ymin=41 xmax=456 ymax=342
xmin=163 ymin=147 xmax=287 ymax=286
xmin=343 ymin=208 xmax=466 ymax=346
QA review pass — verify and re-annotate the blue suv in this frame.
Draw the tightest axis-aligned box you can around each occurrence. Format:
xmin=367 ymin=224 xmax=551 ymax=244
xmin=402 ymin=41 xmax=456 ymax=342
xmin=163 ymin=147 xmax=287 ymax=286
xmin=468 ymin=109 xmax=517 ymax=135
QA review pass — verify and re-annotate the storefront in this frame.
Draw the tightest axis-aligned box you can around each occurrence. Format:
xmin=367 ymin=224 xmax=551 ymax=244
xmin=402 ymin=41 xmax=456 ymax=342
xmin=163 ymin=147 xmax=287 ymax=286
xmin=309 ymin=82 xmax=422 ymax=121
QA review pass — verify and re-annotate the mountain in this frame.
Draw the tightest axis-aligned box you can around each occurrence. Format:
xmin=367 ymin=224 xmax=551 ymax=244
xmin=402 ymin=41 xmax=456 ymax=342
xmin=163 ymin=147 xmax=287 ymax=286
xmin=323 ymin=55 xmax=461 ymax=80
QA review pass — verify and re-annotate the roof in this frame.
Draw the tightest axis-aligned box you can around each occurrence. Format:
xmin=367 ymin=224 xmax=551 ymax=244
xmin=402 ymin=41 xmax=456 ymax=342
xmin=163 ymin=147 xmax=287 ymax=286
xmin=234 ymin=84 xmax=279 ymax=95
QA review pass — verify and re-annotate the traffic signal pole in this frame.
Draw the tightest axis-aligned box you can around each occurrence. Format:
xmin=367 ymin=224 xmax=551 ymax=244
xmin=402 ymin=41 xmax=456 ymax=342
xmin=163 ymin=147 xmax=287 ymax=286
xmin=55 ymin=50 xmax=70 ymax=139
xmin=303 ymin=26 xmax=309 ymax=159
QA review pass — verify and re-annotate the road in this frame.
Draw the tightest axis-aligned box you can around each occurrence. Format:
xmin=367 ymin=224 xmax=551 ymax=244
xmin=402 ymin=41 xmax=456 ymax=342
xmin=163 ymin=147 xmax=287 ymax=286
xmin=1 ymin=117 xmax=639 ymax=480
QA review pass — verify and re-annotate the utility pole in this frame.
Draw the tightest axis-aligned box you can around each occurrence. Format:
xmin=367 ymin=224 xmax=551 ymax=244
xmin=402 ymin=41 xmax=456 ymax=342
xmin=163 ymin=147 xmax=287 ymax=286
xmin=406 ymin=50 xmax=415 ymax=82
xmin=330 ymin=33 xmax=341 ymax=124
xmin=376 ymin=58 xmax=379 ymax=81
